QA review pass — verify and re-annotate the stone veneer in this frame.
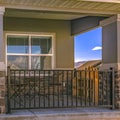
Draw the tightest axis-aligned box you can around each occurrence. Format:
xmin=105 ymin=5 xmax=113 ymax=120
xmin=114 ymin=70 xmax=120 ymax=108
xmin=0 ymin=62 xmax=6 ymax=113
xmin=0 ymin=73 xmax=5 ymax=113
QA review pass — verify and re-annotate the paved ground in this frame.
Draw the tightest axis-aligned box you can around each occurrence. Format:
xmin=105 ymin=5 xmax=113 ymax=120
xmin=0 ymin=108 xmax=120 ymax=120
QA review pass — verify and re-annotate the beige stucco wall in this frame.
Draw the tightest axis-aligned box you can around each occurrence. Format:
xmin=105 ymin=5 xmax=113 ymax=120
xmin=3 ymin=17 xmax=74 ymax=69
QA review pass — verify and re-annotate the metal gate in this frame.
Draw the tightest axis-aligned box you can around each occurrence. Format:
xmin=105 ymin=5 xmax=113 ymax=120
xmin=6 ymin=67 xmax=115 ymax=113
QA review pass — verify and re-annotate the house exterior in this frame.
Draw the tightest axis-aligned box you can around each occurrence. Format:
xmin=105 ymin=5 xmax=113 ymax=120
xmin=0 ymin=0 xmax=120 ymax=113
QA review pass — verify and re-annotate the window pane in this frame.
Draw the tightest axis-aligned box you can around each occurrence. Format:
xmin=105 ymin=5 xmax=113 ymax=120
xmin=31 ymin=36 xmax=52 ymax=54
xmin=7 ymin=56 xmax=28 ymax=69
xmin=7 ymin=35 xmax=29 ymax=54
xmin=31 ymin=56 xmax=51 ymax=69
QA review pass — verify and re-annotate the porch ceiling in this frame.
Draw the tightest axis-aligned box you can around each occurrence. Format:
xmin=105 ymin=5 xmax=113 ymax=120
xmin=1 ymin=0 xmax=120 ymax=20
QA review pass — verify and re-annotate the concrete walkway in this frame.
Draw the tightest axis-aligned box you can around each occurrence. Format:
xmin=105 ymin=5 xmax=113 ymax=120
xmin=0 ymin=108 xmax=120 ymax=120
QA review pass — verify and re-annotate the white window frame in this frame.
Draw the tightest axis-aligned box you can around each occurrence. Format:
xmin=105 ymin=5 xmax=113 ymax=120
xmin=5 ymin=32 xmax=56 ymax=69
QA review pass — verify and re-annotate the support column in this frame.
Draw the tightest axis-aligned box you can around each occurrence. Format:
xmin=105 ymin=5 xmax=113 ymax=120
xmin=100 ymin=15 xmax=120 ymax=108
xmin=0 ymin=7 xmax=5 ymax=113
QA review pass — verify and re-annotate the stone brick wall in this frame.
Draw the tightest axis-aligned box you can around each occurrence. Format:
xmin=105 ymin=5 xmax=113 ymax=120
xmin=98 ymin=70 xmax=112 ymax=106
xmin=114 ymin=70 xmax=120 ymax=108
xmin=0 ymin=71 xmax=5 ymax=113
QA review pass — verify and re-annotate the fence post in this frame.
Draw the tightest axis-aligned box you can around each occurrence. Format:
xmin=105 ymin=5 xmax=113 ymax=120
xmin=110 ymin=67 xmax=115 ymax=109
xmin=74 ymin=69 xmax=77 ymax=78
xmin=6 ymin=66 xmax=11 ymax=113
xmin=72 ymin=69 xmax=76 ymax=97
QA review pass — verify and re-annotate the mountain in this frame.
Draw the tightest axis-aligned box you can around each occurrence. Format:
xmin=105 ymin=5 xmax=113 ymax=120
xmin=77 ymin=60 xmax=101 ymax=70
xmin=74 ymin=61 xmax=86 ymax=68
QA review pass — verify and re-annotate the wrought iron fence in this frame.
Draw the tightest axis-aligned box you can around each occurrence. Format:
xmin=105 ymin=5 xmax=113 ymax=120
xmin=6 ymin=67 xmax=115 ymax=113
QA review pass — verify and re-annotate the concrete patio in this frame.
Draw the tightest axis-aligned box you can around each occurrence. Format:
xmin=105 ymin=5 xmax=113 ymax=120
xmin=0 ymin=108 xmax=120 ymax=120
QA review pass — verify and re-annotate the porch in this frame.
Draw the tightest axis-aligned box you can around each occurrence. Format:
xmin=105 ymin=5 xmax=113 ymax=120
xmin=1 ymin=0 xmax=120 ymax=114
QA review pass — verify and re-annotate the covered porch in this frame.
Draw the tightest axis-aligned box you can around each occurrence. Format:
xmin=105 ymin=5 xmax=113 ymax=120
xmin=0 ymin=0 xmax=120 ymax=114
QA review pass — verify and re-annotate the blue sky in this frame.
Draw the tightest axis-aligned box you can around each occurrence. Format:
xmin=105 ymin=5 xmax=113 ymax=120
xmin=74 ymin=27 xmax=102 ymax=62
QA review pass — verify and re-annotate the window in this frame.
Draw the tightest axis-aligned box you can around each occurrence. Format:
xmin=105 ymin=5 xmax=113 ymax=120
xmin=7 ymin=34 xmax=54 ymax=69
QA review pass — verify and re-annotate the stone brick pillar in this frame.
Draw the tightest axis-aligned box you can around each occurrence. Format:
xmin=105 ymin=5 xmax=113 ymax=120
xmin=100 ymin=15 xmax=120 ymax=109
xmin=114 ymin=70 xmax=120 ymax=108
xmin=0 ymin=7 xmax=5 ymax=113
xmin=0 ymin=63 xmax=6 ymax=113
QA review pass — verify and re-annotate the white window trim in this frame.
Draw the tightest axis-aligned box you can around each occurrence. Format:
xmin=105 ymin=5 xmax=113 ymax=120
xmin=5 ymin=31 xmax=56 ymax=69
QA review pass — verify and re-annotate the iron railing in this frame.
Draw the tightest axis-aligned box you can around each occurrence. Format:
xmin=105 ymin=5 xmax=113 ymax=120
xmin=6 ymin=67 xmax=115 ymax=113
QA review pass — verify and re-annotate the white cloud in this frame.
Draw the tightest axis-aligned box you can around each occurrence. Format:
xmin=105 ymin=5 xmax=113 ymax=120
xmin=92 ymin=46 xmax=102 ymax=51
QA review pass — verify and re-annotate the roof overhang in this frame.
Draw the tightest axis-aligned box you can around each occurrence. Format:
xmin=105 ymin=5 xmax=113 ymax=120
xmin=84 ymin=0 xmax=120 ymax=3
xmin=1 ymin=0 xmax=120 ymax=20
